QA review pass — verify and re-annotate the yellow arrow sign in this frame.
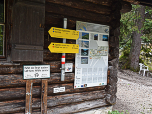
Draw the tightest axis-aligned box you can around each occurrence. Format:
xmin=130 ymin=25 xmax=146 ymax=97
xmin=48 ymin=43 xmax=79 ymax=53
xmin=48 ymin=27 xmax=79 ymax=40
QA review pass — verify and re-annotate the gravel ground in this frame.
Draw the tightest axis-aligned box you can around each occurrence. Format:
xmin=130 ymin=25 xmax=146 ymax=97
xmin=113 ymin=69 xmax=152 ymax=114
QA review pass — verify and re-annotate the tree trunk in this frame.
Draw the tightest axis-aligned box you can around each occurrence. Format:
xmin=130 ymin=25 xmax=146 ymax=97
xmin=129 ymin=5 xmax=145 ymax=71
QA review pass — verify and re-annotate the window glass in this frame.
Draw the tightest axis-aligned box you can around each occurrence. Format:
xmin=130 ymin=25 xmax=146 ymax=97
xmin=0 ymin=0 xmax=4 ymax=56
xmin=0 ymin=1 xmax=4 ymax=23
xmin=0 ymin=25 xmax=4 ymax=55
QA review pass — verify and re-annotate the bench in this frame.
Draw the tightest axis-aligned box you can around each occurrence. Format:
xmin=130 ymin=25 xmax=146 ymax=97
xmin=139 ymin=63 xmax=149 ymax=76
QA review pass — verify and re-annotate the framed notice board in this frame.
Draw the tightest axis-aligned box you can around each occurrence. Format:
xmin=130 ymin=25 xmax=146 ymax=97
xmin=74 ymin=21 xmax=109 ymax=89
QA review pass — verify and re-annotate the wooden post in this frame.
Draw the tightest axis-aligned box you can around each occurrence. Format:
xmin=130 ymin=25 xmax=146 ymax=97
xmin=25 ymin=80 xmax=33 ymax=114
xmin=41 ymin=79 xmax=48 ymax=114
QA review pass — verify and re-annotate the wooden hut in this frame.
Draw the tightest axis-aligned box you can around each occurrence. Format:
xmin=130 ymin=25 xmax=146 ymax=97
xmin=0 ymin=0 xmax=151 ymax=113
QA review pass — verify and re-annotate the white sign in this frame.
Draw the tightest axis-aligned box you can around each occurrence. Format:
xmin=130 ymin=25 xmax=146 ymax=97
xmin=53 ymin=87 xmax=65 ymax=93
xmin=23 ymin=65 xmax=50 ymax=79
xmin=74 ymin=21 xmax=109 ymax=89
xmin=65 ymin=63 xmax=73 ymax=72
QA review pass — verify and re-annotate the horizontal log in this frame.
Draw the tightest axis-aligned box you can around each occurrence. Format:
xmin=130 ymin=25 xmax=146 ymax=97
xmin=0 ymin=61 xmax=74 ymax=74
xmin=0 ymin=73 xmax=74 ymax=88
xmin=83 ymin=0 xmax=112 ymax=6
xmin=0 ymin=90 xmax=106 ymax=113
xmin=45 ymin=3 xmax=111 ymax=24
xmin=45 ymin=13 xmax=110 ymax=35
xmin=0 ymin=83 xmax=106 ymax=101
xmin=0 ymin=66 xmax=23 ymax=74
xmin=106 ymin=94 xmax=116 ymax=105
xmin=47 ymin=99 xmax=107 ymax=114
xmin=46 ymin=0 xmax=111 ymax=15
xmin=43 ymin=61 xmax=75 ymax=73
xmin=43 ymin=49 xmax=75 ymax=61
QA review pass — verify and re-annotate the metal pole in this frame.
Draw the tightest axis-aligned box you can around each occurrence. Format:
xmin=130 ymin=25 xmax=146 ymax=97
xmin=61 ymin=18 xmax=67 ymax=81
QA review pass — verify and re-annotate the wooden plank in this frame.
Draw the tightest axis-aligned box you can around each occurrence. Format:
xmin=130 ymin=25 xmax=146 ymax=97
xmin=41 ymin=79 xmax=48 ymax=114
xmin=45 ymin=3 xmax=111 ymax=24
xmin=25 ymin=80 xmax=33 ymax=114
xmin=0 ymin=73 xmax=74 ymax=88
xmin=0 ymin=84 xmax=106 ymax=101
xmin=0 ymin=90 xmax=106 ymax=113
xmin=46 ymin=0 xmax=111 ymax=15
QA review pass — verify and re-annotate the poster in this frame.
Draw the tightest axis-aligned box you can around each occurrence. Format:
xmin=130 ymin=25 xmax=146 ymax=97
xmin=74 ymin=21 xmax=109 ymax=88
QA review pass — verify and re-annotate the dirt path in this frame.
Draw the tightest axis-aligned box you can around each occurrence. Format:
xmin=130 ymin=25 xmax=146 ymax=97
xmin=113 ymin=70 xmax=152 ymax=114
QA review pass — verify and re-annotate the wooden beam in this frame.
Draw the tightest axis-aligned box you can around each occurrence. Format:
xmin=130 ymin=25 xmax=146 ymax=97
xmin=46 ymin=0 xmax=111 ymax=15
xmin=0 ymin=90 xmax=106 ymax=113
xmin=82 ymin=0 xmax=112 ymax=6
xmin=47 ymin=99 xmax=107 ymax=114
xmin=0 ymin=61 xmax=74 ymax=74
xmin=43 ymin=49 xmax=75 ymax=61
xmin=41 ymin=79 xmax=48 ymax=114
xmin=0 ymin=73 xmax=74 ymax=88
xmin=25 ymin=80 xmax=33 ymax=114
xmin=45 ymin=3 xmax=111 ymax=24
xmin=0 ymin=84 xmax=106 ymax=101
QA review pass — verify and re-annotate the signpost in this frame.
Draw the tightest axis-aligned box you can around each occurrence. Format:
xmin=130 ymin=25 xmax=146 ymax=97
xmin=48 ymin=19 xmax=79 ymax=81
xmin=48 ymin=43 xmax=79 ymax=53
xmin=48 ymin=27 xmax=79 ymax=40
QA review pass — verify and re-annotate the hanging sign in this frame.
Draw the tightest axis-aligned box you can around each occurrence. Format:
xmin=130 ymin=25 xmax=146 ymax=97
xmin=23 ymin=65 xmax=50 ymax=79
xmin=48 ymin=27 xmax=79 ymax=40
xmin=48 ymin=43 xmax=79 ymax=53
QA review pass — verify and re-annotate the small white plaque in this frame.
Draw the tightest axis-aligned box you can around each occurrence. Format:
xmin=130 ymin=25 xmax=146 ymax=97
xmin=53 ymin=88 xmax=60 ymax=93
xmin=65 ymin=63 xmax=73 ymax=72
xmin=23 ymin=65 xmax=50 ymax=79
xmin=53 ymin=87 xmax=65 ymax=93
xmin=59 ymin=87 xmax=65 ymax=92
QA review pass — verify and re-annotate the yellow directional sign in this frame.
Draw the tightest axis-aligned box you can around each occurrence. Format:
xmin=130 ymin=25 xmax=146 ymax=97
xmin=48 ymin=27 xmax=79 ymax=40
xmin=48 ymin=43 xmax=79 ymax=53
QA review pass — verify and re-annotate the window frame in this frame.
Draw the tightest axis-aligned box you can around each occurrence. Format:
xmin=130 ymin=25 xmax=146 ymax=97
xmin=0 ymin=0 xmax=5 ymax=59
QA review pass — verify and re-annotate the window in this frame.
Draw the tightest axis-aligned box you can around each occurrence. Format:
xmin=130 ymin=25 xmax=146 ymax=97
xmin=0 ymin=0 xmax=5 ymax=57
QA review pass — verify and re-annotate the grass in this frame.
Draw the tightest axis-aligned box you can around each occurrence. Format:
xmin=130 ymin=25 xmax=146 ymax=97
xmin=108 ymin=110 xmax=129 ymax=114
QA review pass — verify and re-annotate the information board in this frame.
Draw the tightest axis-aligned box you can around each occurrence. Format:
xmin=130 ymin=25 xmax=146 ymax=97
xmin=74 ymin=21 xmax=109 ymax=88
xmin=23 ymin=65 xmax=50 ymax=79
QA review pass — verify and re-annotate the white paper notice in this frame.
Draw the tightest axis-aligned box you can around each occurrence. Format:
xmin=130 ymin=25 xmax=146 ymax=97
xmin=23 ymin=65 xmax=50 ymax=79
xmin=74 ymin=21 xmax=109 ymax=89
xmin=65 ymin=63 xmax=73 ymax=72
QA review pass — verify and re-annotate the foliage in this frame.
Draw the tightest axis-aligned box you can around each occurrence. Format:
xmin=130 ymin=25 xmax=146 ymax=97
xmin=119 ymin=5 xmax=152 ymax=70
xmin=108 ymin=110 xmax=129 ymax=114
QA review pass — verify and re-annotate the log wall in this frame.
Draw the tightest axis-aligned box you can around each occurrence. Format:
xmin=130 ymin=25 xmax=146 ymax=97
xmin=0 ymin=0 xmax=125 ymax=113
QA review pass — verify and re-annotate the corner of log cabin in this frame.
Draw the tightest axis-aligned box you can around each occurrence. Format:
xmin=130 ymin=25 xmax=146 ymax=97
xmin=0 ymin=0 xmax=134 ymax=113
